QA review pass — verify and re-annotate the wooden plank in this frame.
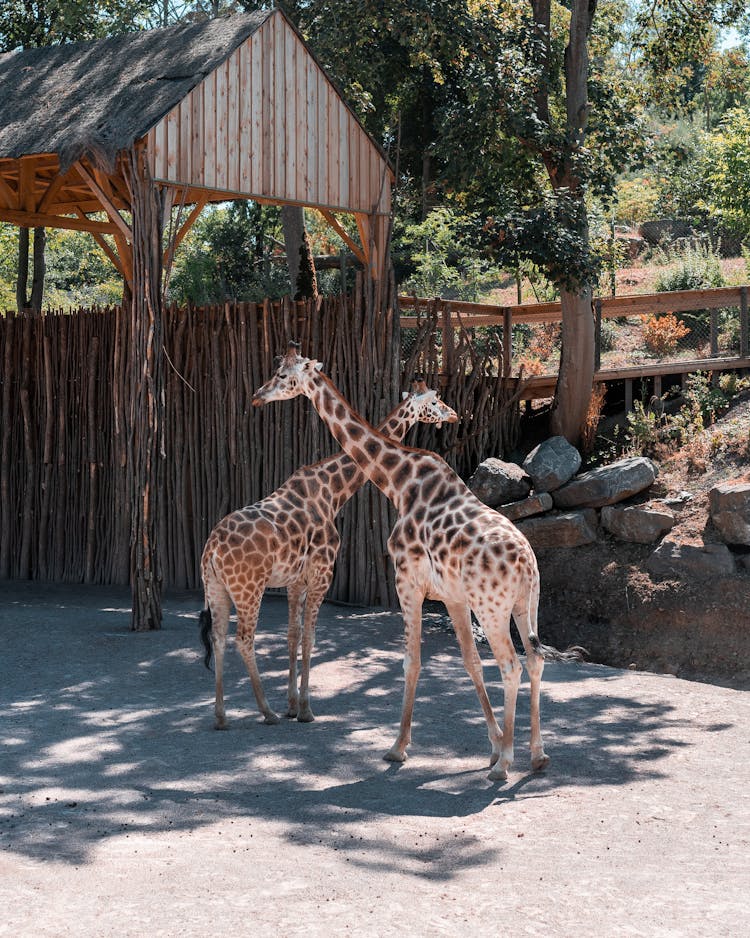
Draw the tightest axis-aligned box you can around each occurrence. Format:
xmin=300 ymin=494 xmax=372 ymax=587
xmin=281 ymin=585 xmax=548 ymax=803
xmin=741 ymin=287 xmax=749 ymax=358
xmin=339 ymin=100 xmax=349 ymax=207
xmin=166 ymin=106 xmax=179 ymax=178
xmin=306 ymin=55 xmax=317 ymax=203
xmin=203 ymin=69 xmax=217 ymax=189
xmin=179 ymin=96 xmax=192 ymax=183
xmin=191 ymin=82 xmax=203 ymax=187
xmin=239 ymin=39 xmax=252 ymax=193
xmin=261 ymin=19 xmax=272 ymax=194
xmin=37 ymin=171 xmax=68 ymax=213
xmin=354 ymin=214 xmax=371 ymax=268
xmin=295 ymin=32 xmax=306 ymax=203
xmin=251 ymin=28 xmax=263 ymax=193
xmin=317 ymin=67 xmax=327 ymax=205
xmin=274 ymin=13 xmax=286 ymax=199
xmin=227 ymin=48 xmax=240 ymax=192
xmin=215 ymin=59 xmax=228 ymax=191
xmin=285 ymin=24 xmax=297 ymax=201
xmin=19 ymin=157 xmax=36 ymax=212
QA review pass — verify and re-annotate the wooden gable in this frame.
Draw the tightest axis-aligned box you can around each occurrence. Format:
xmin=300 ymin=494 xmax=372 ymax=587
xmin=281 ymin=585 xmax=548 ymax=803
xmin=146 ymin=12 xmax=391 ymax=218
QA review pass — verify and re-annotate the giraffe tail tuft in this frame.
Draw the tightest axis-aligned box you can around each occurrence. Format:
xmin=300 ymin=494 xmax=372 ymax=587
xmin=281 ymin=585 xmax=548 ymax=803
xmin=199 ymin=608 xmax=214 ymax=670
xmin=530 ymin=634 xmax=588 ymax=662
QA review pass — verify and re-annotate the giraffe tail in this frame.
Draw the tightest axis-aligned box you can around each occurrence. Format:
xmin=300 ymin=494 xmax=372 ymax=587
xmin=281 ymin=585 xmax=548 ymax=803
xmin=529 ymin=634 xmax=588 ymax=662
xmin=199 ymin=608 xmax=214 ymax=670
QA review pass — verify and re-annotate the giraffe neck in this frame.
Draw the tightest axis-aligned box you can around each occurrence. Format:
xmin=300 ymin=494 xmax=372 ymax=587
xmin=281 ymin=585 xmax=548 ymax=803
xmin=319 ymin=398 xmax=419 ymax=515
xmin=306 ymin=372 xmax=423 ymax=510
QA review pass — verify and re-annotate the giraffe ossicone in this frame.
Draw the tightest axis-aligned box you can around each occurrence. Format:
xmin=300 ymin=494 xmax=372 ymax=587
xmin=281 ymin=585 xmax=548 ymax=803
xmin=199 ymin=372 xmax=457 ymax=730
xmin=253 ymin=344 xmax=577 ymax=781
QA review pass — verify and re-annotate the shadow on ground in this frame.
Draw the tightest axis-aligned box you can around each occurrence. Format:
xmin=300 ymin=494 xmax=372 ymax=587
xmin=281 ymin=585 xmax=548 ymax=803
xmin=0 ymin=582 xmax=731 ymax=877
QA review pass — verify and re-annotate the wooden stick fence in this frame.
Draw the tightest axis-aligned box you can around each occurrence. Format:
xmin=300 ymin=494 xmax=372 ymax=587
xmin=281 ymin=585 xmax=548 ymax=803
xmin=0 ymin=284 xmax=523 ymax=603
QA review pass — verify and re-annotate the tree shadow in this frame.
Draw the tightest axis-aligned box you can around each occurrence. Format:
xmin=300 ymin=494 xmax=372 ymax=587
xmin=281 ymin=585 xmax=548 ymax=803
xmin=0 ymin=582 xmax=732 ymax=877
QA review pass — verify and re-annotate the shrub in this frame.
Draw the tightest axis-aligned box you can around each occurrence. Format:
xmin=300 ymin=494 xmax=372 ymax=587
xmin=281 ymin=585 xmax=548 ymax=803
xmin=653 ymin=239 xmax=724 ymax=294
xmin=641 ymin=312 xmax=691 ymax=357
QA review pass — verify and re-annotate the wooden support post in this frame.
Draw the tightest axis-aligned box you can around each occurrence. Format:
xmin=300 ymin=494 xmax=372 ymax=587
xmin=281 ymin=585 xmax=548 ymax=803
xmin=503 ymin=309 xmax=512 ymax=377
xmin=710 ymin=308 xmax=718 ymax=356
xmin=624 ymin=378 xmax=633 ymax=413
xmin=653 ymin=374 xmax=662 ymax=399
xmin=740 ymin=287 xmax=748 ymax=358
xmin=441 ymin=301 xmax=454 ymax=377
xmin=594 ymin=299 xmax=602 ymax=371
xmin=123 ymin=146 xmax=165 ymax=630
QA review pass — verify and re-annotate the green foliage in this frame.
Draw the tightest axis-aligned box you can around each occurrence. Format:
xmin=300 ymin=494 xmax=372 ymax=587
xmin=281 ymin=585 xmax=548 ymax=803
xmin=653 ymin=240 xmax=724 ymax=292
xmin=703 ymin=108 xmax=750 ymax=241
xmin=615 ymin=177 xmax=660 ymax=226
xmin=168 ymin=201 xmax=289 ymax=305
xmin=0 ymin=0 xmax=153 ymax=50
xmin=399 ymin=206 xmax=502 ymax=300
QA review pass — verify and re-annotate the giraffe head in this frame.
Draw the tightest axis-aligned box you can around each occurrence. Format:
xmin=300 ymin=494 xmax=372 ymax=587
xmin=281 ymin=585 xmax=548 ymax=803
xmin=252 ymin=341 xmax=322 ymax=406
xmin=406 ymin=377 xmax=458 ymax=428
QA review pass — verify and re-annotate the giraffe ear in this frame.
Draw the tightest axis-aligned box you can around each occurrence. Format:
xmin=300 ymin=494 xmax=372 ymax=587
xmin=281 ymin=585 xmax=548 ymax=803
xmin=313 ymin=361 xmax=323 ymax=372
xmin=402 ymin=392 xmax=409 ymax=400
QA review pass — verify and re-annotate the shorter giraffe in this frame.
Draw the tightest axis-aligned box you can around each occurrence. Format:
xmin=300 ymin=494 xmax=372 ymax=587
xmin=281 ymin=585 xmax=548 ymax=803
xmin=253 ymin=345 xmax=582 ymax=780
xmin=199 ymin=381 xmax=457 ymax=729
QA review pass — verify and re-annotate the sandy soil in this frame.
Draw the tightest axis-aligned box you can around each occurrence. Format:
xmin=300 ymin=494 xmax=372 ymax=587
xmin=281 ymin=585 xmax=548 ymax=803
xmin=1 ymin=582 xmax=749 ymax=936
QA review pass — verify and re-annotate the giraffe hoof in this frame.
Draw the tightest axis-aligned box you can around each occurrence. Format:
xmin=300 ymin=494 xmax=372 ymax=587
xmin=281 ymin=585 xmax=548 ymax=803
xmin=214 ymin=718 xmax=228 ymax=730
xmin=383 ymin=748 xmax=407 ymax=763
xmin=262 ymin=712 xmax=281 ymax=725
xmin=286 ymin=707 xmax=298 ymax=719
xmin=488 ymin=764 xmax=508 ymax=782
xmin=532 ymin=753 xmax=550 ymax=772
xmin=297 ymin=708 xmax=315 ymax=723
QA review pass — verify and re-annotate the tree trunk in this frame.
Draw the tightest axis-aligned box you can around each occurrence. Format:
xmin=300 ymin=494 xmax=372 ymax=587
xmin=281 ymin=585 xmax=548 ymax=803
xmin=550 ymin=286 xmax=595 ymax=442
xmin=281 ymin=204 xmax=317 ymax=299
xmin=30 ymin=227 xmax=46 ymax=312
xmin=16 ymin=227 xmax=29 ymax=312
xmin=124 ymin=147 xmax=165 ymax=630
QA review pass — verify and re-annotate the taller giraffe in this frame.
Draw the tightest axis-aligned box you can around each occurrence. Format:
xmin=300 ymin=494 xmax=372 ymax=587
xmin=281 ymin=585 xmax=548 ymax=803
xmin=253 ymin=344 xmax=575 ymax=781
xmin=200 ymin=380 xmax=457 ymax=729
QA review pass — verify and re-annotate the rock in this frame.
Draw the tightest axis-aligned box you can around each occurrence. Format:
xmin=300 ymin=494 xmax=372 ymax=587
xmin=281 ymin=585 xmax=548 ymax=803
xmin=638 ymin=218 xmax=694 ymax=246
xmin=709 ymin=480 xmax=750 ymax=546
xmin=662 ymin=490 xmax=694 ymax=508
xmin=646 ymin=539 xmax=737 ymax=579
xmin=497 ymin=492 xmax=553 ymax=522
xmin=552 ymin=456 xmax=658 ymax=509
xmin=601 ymin=504 xmax=676 ymax=544
xmin=468 ymin=458 xmax=531 ymax=507
xmin=522 ymin=436 xmax=581 ymax=493
xmin=516 ymin=509 xmax=598 ymax=549
xmin=738 ymin=554 xmax=750 ymax=573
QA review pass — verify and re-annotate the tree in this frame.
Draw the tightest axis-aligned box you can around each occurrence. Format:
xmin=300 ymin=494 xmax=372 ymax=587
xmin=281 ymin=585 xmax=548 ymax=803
xmin=703 ymin=108 xmax=750 ymax=241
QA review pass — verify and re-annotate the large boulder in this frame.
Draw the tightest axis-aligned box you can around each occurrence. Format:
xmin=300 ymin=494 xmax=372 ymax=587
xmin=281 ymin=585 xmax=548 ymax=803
xmin=497 ymin=492 xmax=553 ymax=522
xmin=522 ymin=436 xmax=582 ymax=493
xmin=468 ymin=458 xmax=531 ymax=507
xmin=601 ymin=504 xmax=676 ymax=544
xmin=553 ymin=457 xmax=658 ymax=509
xmin=516 ymin=509 xmax=598 ymax=549
xmin=646 ymin=539 xmax=737 ymax=579
xmin=709 ymin=480 xmax=750 ymax=546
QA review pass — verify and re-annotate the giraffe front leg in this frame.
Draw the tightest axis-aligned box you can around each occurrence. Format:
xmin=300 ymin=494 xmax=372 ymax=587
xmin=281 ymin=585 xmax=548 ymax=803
xmin=285 ymin=588 xmax=304 ymax=718
xmin=297 ymin=581 xmax=328 ymax=723
xmin=385 ymin=585 xmax=425 ymax=763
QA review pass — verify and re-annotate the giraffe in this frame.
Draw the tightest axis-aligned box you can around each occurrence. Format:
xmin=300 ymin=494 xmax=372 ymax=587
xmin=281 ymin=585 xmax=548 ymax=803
xmin=252 ymin=344 xmax=577 ymax=781
xmin=199 ymin=380 xmax=457 ymax=730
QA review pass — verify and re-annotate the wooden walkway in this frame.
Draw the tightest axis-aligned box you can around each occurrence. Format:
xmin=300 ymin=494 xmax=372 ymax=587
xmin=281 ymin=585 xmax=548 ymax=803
xmin=400 ymin=285 xmax=750 ymax=403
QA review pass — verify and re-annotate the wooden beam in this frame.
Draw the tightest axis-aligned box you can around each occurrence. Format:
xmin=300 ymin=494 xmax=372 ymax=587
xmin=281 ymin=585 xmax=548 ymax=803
xmin=37 ymin=171 xmax=69 ymax=213
xmin=319 ymin=209 xmax=366 ymax=266
xmin=73 ymin=208 xmax=125 ymax=278
xmin=0 ymin=206 xmax=119 ymax=234
xmin=354 ymin=214 xmax=372 ymax=268
xmin=0 ymin=174 xmax=16 ymax=209
xmin=162 ymin=196 xmax=207 ymax=267
xmin=19 ymin=158 xmax=37 ymax=212
xmin=73 ymin=160 xmax=133 ymax=242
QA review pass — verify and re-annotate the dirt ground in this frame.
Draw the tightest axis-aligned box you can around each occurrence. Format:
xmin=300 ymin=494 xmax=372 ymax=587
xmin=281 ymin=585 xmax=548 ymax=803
xmin=1 ymin=581 xmax=749 ymax=937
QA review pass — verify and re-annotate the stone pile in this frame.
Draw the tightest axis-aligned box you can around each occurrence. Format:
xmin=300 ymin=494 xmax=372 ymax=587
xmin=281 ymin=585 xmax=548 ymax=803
xmin=467 ymin=436 xmax=750 ymax=579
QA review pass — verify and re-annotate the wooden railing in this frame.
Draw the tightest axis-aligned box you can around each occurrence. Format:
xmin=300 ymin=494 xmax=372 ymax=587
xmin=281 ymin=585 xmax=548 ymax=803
xmin=400 ymin=286 xmax=750 ymax=401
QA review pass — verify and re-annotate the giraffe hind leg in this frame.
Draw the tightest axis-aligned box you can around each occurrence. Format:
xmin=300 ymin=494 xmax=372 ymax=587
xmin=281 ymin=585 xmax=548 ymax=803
xmin=203 ymin=581 xmax=232 ymax=730
xmin=513 ymin=590 xmax=549 ymax=772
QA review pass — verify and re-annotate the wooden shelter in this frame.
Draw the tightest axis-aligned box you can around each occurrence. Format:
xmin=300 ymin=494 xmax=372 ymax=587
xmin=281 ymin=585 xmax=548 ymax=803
xmin=0 ymin=10 xmax=394 ymax=628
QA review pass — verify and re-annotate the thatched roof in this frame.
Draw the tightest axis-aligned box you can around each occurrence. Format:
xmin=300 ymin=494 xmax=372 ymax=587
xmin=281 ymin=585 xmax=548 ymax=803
xmin=0 ymin=11 xmax=272 ymax=170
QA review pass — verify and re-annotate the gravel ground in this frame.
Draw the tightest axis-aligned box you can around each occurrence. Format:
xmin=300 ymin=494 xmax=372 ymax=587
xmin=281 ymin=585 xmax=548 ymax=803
xmin=1 ymin=581 xmax=749 ymax=937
